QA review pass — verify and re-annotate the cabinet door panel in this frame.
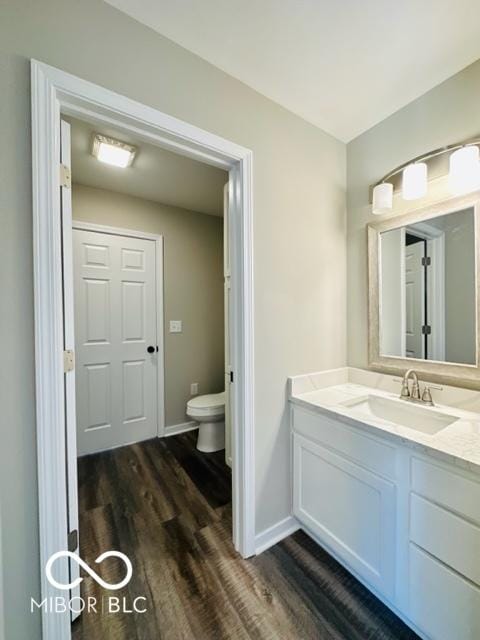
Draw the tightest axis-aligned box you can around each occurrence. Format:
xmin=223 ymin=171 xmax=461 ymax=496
xmin=293 ymin=433 xmax=396 ymax=598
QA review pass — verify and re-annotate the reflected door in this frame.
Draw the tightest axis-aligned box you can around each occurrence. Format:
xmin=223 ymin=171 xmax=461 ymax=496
xmin=405 ymin=239 xmax=425 ymax=359
xmin=74 ymin=229 xmax=158 ymax=455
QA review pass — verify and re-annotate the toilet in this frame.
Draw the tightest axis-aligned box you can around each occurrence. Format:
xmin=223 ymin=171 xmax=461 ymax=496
xmin=186 ymin=391 xmax=226 ymax=453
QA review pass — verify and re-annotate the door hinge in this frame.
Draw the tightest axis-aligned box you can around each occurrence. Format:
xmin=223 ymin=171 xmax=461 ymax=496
xmin=60 ymin=163 xmax=71 ymax=189
xmin=68 ymin=529 xmax=78 ymax=552
xmin=230 ymin=371 xmax=234 ymax=383
xmin=63 ymin=349 xmax=75 ymax=372
xmin=422 ymin=325 xmax=432 ymax=335
xmin=421 ymin=256 xmax=431 ymax=267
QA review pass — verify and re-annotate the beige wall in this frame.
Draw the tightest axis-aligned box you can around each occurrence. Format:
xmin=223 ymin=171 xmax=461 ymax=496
xmin=73 ymin=184 xmax=225 ymax=427
xmin=347 ymin=58 xmax=480 ymax=370
xmin=0 ymin=1 xmax=346 ymax=636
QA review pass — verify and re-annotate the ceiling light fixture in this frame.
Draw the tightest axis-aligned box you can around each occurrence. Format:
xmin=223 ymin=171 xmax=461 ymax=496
xmin=370 ymin=136 xmax=480 ymax=215
xmin=92 ymin=134 xmax=137 ymax=168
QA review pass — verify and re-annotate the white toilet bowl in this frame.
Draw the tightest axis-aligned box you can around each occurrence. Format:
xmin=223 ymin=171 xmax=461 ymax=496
xmin=186 ymin=392 xmax=225 ymax=453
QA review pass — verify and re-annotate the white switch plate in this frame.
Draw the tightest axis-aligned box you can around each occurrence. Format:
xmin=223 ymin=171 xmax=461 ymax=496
xmin=169 ymin=320 xmax=182 ymax=333
xmin=190 ymin=383 xmax=199 ymax=395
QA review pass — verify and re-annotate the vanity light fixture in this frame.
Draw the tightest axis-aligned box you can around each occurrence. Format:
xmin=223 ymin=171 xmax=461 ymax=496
xmin=402 ymin=162 xmax=428 ymax=200
xmin=92 ymin=134 xmax=137 ymax=168
xmin=448 ymin=145 xmax=480 ymax=195
xmin=370 ymin=136 xmax=480 ymax=214
xmin=372 ymin=182 xmax=393 ymax=215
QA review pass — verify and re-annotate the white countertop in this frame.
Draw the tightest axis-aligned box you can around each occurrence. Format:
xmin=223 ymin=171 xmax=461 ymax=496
xmin=290 ymin=380 xmax=480 ymax=474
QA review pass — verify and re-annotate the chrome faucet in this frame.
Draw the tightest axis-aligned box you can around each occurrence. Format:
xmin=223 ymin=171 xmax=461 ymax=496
xmin=400 ymin=369 xmax=434 ymax=406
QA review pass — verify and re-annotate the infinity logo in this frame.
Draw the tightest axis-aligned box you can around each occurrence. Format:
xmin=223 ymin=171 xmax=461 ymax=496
xmin=46 ymin=551 xmax=133 ymax=591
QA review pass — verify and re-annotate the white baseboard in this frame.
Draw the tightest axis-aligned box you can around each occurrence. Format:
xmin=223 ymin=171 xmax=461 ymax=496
xmin=163 ymin=421 xmax=198 ymax=437
xmin=255 ymin=516 xmax=300 ymax=555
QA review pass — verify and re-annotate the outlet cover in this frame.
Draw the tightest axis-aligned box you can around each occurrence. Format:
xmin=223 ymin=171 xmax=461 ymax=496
xmin=169 ymin=320 xmax=182 ymax=333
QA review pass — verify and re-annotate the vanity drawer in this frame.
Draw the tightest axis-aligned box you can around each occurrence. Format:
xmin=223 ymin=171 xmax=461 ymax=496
xmin=411 ymin=457 xmax=480 ymax=525
xmin=410 ymin=493 xmax=480 ymax=585
xmin=408 ymin=543 xmax=480 ymax=640
xmin=292 ymin=406 xmax=396 ymax=479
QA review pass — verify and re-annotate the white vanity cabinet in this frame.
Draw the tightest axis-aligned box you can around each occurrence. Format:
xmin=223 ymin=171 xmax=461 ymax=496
xmin=292 ymin=434 xmax=397 ymax=599
xmin=291 ymin=403 xmax=480 ymax=640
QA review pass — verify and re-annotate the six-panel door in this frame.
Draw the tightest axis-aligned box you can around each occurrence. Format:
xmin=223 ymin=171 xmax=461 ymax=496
xmin=74 ymin=229 xmax=158 ymax=456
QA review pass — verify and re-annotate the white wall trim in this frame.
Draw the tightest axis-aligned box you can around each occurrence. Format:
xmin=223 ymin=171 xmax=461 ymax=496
xmin=72 ymin=220 xmax=165 ymax=242
xmin=255 ymin=516 xmax=300 ymax=555
xmin=31 ymin=59 xmax=255 ymax=640
xmin=72 ymin=220 xmax=166 ymax=437
xmin=164 ymin=421 xmax=198 ymax=437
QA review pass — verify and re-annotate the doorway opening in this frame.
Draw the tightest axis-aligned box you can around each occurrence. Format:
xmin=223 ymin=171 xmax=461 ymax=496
xmin=404 ymin=223 xmax=446 ymax=362
xmin=32 ymin=60 xmax=254 ymax=640
xmin=64 ymin=112 xmax=233 ymax=637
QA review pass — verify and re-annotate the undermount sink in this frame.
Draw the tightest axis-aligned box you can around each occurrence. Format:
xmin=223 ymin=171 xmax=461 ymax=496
xmin=340 ymin=394 xmax=459 ymax=435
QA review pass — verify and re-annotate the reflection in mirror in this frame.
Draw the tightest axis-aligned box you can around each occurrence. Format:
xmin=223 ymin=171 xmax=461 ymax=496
xmin=380 ymin=207 xmax=476 ymax=365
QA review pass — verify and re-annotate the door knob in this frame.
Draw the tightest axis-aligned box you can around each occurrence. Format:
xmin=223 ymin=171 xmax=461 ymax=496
xmin=147 ymin=345 xmax=155 ymax=354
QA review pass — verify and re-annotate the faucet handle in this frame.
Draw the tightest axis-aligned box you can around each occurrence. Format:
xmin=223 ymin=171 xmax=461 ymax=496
xmin=422 ymin=386 xmax=434 ymax=406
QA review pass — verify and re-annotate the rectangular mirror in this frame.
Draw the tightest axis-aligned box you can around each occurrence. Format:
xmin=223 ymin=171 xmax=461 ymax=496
xmin=368 ymin=194 xmax=480 ymax=385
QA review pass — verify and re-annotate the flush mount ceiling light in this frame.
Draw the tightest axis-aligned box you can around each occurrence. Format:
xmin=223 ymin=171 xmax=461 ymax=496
xmin=370 ymin=136 xmax=480 ymax=214
xmin=92 ymin=134 xmax=137 ymax=168
xmin=402 ymin=162 xmax=427 ymax=200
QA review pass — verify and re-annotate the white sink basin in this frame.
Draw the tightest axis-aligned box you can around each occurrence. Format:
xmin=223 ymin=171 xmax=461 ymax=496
xmin=340 ymin=394 xmax=458 ymax=435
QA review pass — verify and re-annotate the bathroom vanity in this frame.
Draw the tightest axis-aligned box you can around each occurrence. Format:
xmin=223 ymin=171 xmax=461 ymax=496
xmin=289 ymin=368 xmax=480 ymax=640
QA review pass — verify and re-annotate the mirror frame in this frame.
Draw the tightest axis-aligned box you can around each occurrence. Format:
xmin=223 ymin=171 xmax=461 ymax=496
xmin=368 ymin=191 xmax=480 ymax=388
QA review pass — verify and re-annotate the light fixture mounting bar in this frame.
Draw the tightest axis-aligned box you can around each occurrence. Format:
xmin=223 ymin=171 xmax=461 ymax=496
xmin=371 ymin=135 xmax=480 ymax=196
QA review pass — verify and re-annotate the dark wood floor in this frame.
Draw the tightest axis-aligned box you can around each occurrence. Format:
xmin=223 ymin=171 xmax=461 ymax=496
xmin=73 ymin=432 xmax=419 ymax=640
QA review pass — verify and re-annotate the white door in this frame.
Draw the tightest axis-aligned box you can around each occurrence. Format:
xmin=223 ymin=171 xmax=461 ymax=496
xmin=405 ymin=240 xmax=425 ymax=359
xmin=74 ymin=229 xmax=159 ymax=456
xmin=60 ymin=120 xmax=81 ymax=620
xmin=224 ymin=183 xmax=232 ymax=468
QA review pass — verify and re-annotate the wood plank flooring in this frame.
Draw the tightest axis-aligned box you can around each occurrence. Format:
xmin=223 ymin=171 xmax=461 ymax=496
xmin=73 ymin=432 xmax=419 ymax=640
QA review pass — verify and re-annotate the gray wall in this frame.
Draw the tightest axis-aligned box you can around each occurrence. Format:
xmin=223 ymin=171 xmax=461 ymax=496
xmin=442 ymin=210 xmax=476 ymax=365
xmin=0 ymin=1 xmax=346 ymax=637
xmin=347 ymin=58 xmax=480 ymax=370
xmin=73 ymin=184 xmax=225 ymax=427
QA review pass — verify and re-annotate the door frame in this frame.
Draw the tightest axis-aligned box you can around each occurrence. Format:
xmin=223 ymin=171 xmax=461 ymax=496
xmin=31 ymin=59 xmax=255 ymax=640
xmin=72 ymin=220 xmax=166 ymax=439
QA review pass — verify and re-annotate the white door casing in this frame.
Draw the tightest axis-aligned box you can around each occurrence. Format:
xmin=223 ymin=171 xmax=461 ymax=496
xmin=224 ymin=182 xmax=232 ymax=468
xmin=405 ymin=241 xmax=425 ymax=359
xmin=59 ymin=120 xmax=81 ymax=619
xmin=32 ymin=60 xmax=254 ymax=640
xmin=74 ymin=229 xmax=158 ymax=455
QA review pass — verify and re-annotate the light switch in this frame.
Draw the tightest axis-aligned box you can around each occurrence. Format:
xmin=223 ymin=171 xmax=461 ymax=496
xmin=169 ymin=320 xmax=182 ymax=333
xmin=190 ymin=383 xmax=199 ymax=395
